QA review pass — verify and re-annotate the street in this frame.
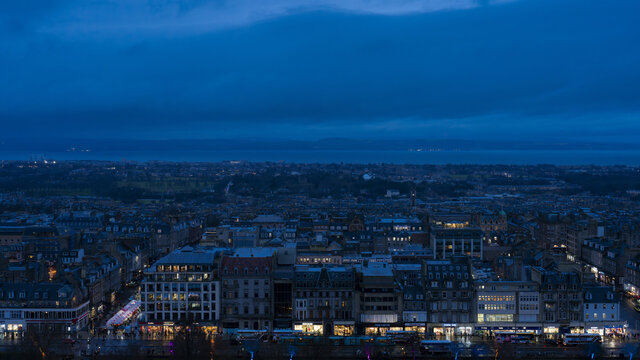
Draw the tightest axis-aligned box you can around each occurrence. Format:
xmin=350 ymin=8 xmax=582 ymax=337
xmin=622 ymin=296 xmax=640 ymax=334
xmin=6 ymin=333 xmax=636 ymax=359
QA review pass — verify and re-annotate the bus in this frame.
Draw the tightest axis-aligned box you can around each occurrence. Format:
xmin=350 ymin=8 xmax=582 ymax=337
xmin=495 ymin=332 xmax=535 ymax=344
xmin=236 ymin=329 xmax=269 ymax=342
xmin=561 ymin=333 xmax=602 ymax=346
xmin=420 ymin=340 xmax=453 ymax=356
xmin=386 ymin=330 xmax=419 ymax=344
xmin=374 ymin=336 xmax=394 ymax=346
xmin=272 ymin=329 xmax=303 ymax=342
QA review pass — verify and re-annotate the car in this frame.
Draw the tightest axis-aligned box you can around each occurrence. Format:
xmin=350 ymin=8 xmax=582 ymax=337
xmin=63 ymin=338 xmax=76 ymax=345
xmin=472 ymin=345 xmax=492 ymax=358
xmin=634 ymin=305 xmax=640 ymax=312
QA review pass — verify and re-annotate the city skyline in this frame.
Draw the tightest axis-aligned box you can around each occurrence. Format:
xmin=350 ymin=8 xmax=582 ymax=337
xmin=3 ymin=1 xmax=640 ymax=358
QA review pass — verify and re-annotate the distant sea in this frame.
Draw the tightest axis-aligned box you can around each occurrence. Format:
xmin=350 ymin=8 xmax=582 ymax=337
xmin=2 ymin=149 xmax=640 ymax=165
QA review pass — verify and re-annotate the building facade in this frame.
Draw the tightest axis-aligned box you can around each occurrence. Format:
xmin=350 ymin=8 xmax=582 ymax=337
xmin=293 ymin=266 xmax=356 ymax=336
xmin=140 ymin=246 xmax=222 ymax=334
xmin=475 ymin=281 xmax=541 ymax=334
xmin=220 ymin=249 xmax=274 ymax=332
xmin=424 ymin=257 xmax=473 ymax=335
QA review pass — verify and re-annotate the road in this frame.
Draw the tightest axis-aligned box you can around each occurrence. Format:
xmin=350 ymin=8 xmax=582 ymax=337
xmin=622 ymin=296 xmax=640 ymax=334
xmin=25 ymin=334 xmax=639 ymax=359
xmin=4 ymin=333 xmax=640 ymax=359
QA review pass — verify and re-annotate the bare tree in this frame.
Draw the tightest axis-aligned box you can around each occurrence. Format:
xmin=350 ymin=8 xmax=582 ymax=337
xmin=171 ymin=319 xmax=214 ymax=359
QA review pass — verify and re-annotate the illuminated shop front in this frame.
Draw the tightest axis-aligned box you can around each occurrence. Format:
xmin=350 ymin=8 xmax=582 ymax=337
xmin=605 ymin=325 xmax=625 ymax=335
xmin=364 ymin=324 xmax=403 ymax=336
xmin=586 ymin=324 xmax=625 ymax=336
xmin=455 ymin=326 xmax=473 ymax=335
xmin=403 ymin=323 xmax=426 ymax=334
xmin=333 ymin=321 xmax=355 ymax=336
xmin=431 ymin=323 xmax=473 ymax=336
xmin=0 ymin=302 xmax=90 ymax=335
xmin=140 ymin=321 xmax=218 ymax=337
xmin=476 ymin=325 xmax=541 ymax=335
xmin=294 ymin=322 xmax=323 ymax=335
xmin=543 ymin=326 xmax=585 ymax=336
xmin=543 ymin=326 xmax=558 ymax=337
xmin=199 ymin=325 xmax=218 ymax=336
xmin=1 ymin=323 xmax=23 ymax=333
xmin=141 ymin=321 xmax=176 ymax=336
xmin=586 ymin=326 xmax=603 ymax=335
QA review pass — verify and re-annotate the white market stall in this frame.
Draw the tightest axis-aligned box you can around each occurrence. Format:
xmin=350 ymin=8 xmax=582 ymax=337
xmin=106 ymin=299 xmax=141 ymax=328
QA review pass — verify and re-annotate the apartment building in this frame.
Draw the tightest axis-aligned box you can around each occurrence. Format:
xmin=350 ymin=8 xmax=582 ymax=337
xmin=220 ymin=248 xmax=275 ymax=332
xmin=140 ymin=246 xmax=222 ymax=334
xmin=293 ymin=265 xmax=356 ymax=336
xmin=475 ymin=280 xmax=541 ymax=334
xmin=424 ymin=256 xmax=473 ymax=335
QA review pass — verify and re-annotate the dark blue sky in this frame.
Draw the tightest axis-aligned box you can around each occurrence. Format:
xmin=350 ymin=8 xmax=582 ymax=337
xmin=1 ymin=0 xmax=639 ymax=142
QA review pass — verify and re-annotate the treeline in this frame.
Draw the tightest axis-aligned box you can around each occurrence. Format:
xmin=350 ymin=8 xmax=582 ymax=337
xmin=561 ymin=172 xmax=640 ymax=195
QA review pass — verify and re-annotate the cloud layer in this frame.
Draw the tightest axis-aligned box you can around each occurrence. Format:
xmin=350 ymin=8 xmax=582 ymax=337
xmin=0 ymin=0 xmax=639 ymax=140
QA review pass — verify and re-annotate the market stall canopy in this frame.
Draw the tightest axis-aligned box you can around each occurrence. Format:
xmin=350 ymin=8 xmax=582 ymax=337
xmin=106 ymin=299 xmax=141 ymax=328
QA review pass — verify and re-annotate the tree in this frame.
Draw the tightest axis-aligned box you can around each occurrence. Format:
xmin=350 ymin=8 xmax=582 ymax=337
xmin=171 ymin=316 xmax=215 ymax=359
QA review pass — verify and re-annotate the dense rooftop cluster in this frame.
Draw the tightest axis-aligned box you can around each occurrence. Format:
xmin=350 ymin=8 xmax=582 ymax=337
xmin=0 ymin=160 xmax=639 ymax=344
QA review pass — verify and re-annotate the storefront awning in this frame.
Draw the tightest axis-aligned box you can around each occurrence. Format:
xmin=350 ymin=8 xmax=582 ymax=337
xmin=106 ymin=299 xmax=140 ymax=328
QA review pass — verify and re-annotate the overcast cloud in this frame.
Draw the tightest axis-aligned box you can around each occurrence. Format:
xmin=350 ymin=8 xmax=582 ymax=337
xmin=0 ymin=0 xmax=639 ymax=141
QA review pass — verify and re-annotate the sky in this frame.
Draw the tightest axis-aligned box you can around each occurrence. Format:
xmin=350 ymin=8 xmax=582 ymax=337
xmin=1 ymin=0 xmax=640 ymax=143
